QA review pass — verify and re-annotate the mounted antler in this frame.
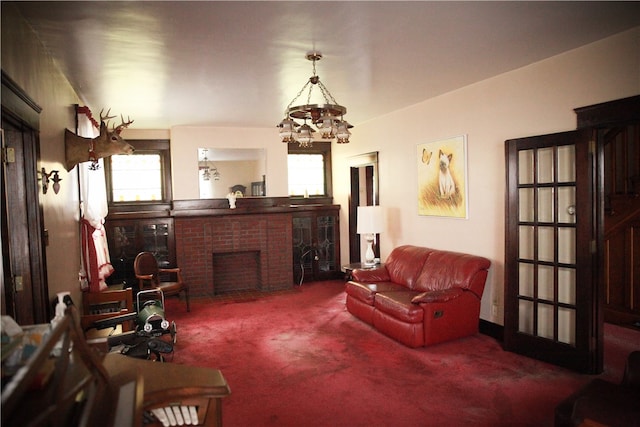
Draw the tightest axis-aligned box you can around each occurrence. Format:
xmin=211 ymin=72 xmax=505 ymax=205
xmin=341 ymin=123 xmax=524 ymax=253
xmin=99 ymin=108 xmax=116 ymax=123
xmin=64 ymin=108 xmax=135 ymax=171
xmin=113 ymin=114 xmax=134 ymax=136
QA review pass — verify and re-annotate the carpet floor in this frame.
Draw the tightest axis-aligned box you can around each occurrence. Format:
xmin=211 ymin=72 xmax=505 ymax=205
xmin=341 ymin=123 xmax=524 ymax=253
xmin=163 ymin=280 xmax=639 ymax=427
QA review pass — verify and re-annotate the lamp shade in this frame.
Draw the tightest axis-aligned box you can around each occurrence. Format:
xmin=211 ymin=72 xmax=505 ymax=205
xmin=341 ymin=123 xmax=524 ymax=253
xmin=357 ymin=205 xmax=384 ymax=235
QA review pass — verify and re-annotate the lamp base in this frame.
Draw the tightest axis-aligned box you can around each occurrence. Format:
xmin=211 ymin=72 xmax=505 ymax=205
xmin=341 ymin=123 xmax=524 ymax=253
xmin=363 ymin=235 xmax=376 ymax=266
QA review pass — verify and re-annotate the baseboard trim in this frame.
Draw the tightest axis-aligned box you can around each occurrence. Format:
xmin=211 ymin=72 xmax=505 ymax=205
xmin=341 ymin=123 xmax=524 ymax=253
xmin=479 ymin=319 xmax=504 ymax=342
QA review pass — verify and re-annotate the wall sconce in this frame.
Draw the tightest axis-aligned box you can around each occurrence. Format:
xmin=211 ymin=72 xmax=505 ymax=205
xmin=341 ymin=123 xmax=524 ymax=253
xmin=39 ymin=168 xmax=62 ymax=194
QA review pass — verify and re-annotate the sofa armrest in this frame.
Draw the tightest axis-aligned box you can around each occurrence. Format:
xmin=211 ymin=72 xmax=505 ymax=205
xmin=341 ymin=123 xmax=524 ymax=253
xmin=411 ymin=288 xmax=464 ymax=304
xmin=352 ymin=267 xmax=390 ymax=282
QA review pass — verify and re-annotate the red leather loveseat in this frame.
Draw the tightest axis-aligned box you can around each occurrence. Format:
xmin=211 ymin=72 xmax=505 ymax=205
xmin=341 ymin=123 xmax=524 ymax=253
xmin=345 ymin=245 xmax=491 ymax=347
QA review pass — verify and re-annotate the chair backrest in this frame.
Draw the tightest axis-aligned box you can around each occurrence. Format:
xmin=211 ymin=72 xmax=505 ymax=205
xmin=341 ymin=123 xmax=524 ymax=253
xmin=81 ymin=288 xmax=134 ymax=331
xmin=1 ymin=306 xmax=125 ymax=427
xmin=134 ymin=252 xmax=160 ymax=285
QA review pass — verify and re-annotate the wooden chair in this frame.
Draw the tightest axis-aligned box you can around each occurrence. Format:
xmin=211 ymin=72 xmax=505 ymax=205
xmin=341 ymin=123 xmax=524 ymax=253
xmin=81 ymin=288 xmax=135 ymax=333
xmin=2 ymin=306 xmax=230 ymax=426
xmin=134 ymin=252 xmax=190 ymax=312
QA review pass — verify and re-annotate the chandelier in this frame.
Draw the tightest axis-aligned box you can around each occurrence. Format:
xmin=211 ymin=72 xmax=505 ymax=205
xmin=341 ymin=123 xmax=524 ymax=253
xmin=201 ymin=149 xmax=220 ymax=181
xmin=277 ymin=52 xmax=352 ymax=147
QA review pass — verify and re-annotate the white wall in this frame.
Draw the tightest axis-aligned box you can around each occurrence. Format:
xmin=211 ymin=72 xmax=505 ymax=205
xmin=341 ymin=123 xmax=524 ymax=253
xmin=1 ymin=4 xmax=83 ymax=305
xmin=121 ymin=129 xmax=170 ymax=141
xmin=332 ymin=27 xmax=640 ymax=325
xmin=170 ymin=126 xmax=287 ymax=199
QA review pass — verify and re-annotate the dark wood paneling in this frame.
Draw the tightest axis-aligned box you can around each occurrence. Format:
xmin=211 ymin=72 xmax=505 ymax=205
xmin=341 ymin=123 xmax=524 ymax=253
xmin=575 ymin=95 xmax=640 ymax=129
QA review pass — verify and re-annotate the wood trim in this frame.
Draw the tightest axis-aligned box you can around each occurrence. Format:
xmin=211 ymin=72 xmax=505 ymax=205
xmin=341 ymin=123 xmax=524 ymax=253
xmin=1 ymin=71 xmax=42 ymax=130
xmin=479 ymin=319 xmax=504 ymax=342
xmin=288 ymin=141 xmax=333 ymax=197
xmin=172 ymin=197 xmax=332 ymax=211
xmin=575 ymin=95 xmax=640 ymax=129
xmin=104 ymin=139 xmax=172 ymax=205
xmin=349 ymin=167 xmax=360 ymax=262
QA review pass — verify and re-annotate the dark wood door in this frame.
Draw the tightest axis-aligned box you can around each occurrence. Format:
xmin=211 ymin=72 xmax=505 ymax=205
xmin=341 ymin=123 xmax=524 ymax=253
xmin=348 ymin=152 xmax=379 ymax=263
xmin=504 ymin=129 xmax=601 ymax=374
xmin=1 ymin=111 xmax=48 ymax=324
xmin=600 ymin=123 xmax=640 ymax=327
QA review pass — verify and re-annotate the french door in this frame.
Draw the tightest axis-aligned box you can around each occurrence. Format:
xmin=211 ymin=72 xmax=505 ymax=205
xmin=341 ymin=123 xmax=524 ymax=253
xmin=504 ymin=129 xmax=602 ymax=374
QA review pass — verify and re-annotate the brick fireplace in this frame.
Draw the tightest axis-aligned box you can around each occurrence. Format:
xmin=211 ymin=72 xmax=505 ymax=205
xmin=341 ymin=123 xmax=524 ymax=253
xmin=174 ymin=213 xmax=293 ymax=297
xmin=212 ymin=250 xmax=260 ymax=294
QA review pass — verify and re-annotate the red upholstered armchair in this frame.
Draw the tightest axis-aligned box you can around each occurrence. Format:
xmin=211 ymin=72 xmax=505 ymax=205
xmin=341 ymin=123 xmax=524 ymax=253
xmin=345 ymin=245 xmax=491 ymax=347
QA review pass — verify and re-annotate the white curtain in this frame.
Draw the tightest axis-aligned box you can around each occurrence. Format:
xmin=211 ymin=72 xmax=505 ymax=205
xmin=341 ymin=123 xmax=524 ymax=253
xmin=77 ymin=109 xmax=113 ymax=292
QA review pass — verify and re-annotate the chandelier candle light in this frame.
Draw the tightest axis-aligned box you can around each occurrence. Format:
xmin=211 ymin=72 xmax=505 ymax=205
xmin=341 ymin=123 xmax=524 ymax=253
xmin=357 ymin=205 xmax=384 ymax=266
xmin=201 ymin=148 xmax=220 ymax=181
xmin=277 ymin=52 xmax=352 ymax=147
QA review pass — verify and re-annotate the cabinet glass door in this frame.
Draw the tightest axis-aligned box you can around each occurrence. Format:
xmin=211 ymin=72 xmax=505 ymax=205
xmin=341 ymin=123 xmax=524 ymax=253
xmin=106 ymin=218 xmax=174 ymax=287
xmin=142 ymin=223 xmax=170 ymax=267
xmin=292 ymin=216 xmax=313 ymax=284
xmin=316 ymin=215 xmax=337 ymax=275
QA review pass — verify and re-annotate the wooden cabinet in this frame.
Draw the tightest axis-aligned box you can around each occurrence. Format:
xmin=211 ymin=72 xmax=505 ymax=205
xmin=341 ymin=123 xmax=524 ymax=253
xmin=104 ymin=217 xmax=175 ymax=287
xmin=292 ymin=206 xmax=340 ymax=284
xmin=104 ymin=202 xmax=340 ymax=290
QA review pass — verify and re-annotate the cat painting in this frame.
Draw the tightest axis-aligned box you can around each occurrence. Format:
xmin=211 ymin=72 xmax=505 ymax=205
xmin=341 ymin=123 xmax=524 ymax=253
xmin=417 ymin=135 xmax=468 ymax=218
xmin=438 ymin=149 xmax=456 ymax=199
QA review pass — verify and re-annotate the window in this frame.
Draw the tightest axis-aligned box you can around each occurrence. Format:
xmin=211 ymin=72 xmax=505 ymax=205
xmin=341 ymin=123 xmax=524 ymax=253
xmin=287 ymin=142 xmax=332 ymax=197
xmin=110 ymin=153 xmax=162 ymax=201
xmin=105 ymin=139 xmax=172 ymax=205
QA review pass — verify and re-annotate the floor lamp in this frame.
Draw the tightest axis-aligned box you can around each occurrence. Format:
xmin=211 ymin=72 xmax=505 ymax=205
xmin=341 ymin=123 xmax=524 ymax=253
xmin=357 ymin=206 xmax=384 ymax=266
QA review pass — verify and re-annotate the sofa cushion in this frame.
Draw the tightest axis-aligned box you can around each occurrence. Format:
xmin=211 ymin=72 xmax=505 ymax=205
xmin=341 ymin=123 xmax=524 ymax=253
xmin=374 ymin=291 xmax=424 ymax=323
xmin=345 ymin=296 xmax=376 ymax=325
xmin=372 ymin=310 xmax=424 ymax=348
xmin=345 ymin=281 xmax=407 ymax=305
xmin=414 ymin=250 xmax=491 ymax=293
xmin=380 ymin=245 xmax=434 ymax=289
xmin=411 ymin=288 xmax=464 ymax=304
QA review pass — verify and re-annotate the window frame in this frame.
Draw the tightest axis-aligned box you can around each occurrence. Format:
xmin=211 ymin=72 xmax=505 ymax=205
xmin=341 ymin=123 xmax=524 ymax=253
xmin=288 ymin=141 xmax=333 ymax=198
xmin=105 ymin=139 xmax=172 ymax=211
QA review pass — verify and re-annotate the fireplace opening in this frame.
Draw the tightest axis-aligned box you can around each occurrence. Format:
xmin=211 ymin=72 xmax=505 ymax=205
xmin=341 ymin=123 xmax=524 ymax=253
xmin=212 ymin=250 xmax=261 ymax=294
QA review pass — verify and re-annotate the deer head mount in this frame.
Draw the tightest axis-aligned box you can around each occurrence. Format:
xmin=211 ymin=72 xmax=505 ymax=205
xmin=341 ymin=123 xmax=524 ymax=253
xmin=64 ymin=109 xmax=135 ymax=171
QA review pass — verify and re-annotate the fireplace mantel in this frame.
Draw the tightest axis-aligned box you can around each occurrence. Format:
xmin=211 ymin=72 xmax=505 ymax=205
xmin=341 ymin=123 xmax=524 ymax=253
xmin=171 ymin=196 xmax=336 ymax=217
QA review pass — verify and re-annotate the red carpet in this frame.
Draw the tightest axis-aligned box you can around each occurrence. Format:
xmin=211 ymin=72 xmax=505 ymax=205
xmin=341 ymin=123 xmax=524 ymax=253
xmin=164 ymin=280 xmax=639 ymax=427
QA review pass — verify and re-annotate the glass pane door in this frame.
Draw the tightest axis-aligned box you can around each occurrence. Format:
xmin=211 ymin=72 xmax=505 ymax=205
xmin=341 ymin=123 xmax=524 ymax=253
xmin=505 ymin=129 xmax=600 ymax=374
xmin=516 ymin=145 xmax=577 ymax=344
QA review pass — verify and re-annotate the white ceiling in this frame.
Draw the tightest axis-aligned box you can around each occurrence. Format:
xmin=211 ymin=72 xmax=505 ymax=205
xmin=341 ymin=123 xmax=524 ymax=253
xmin=9 ymin=1 xmax=640 ymax=130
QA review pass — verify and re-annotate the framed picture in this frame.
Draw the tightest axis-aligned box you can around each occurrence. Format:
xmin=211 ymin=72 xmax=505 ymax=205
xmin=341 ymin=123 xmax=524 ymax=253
xmin=417 ymin=135 xmax=468 ymax=218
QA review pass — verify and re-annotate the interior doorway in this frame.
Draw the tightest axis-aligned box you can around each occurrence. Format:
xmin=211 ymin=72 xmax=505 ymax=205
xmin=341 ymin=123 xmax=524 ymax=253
xmin=1 ymin=72 xmax=48 ymax=324
xmin=504 ymin=95 xmax=640 ymax=374
xmin=348 ymin=152 xmax=379 ymax=263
